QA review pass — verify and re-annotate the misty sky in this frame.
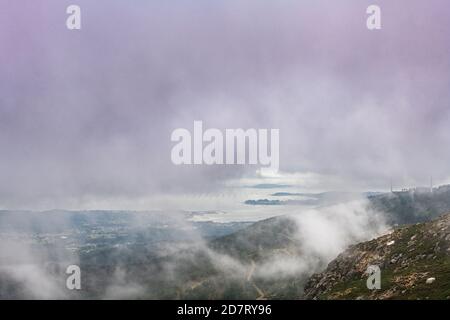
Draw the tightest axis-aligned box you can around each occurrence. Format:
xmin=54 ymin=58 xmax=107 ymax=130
xmin=1 ymin=0 xmax=450 ymax=209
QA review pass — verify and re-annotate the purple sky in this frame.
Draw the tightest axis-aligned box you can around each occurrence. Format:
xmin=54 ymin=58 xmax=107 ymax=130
xmin=1 ymin=0 xmax=450 ymax=209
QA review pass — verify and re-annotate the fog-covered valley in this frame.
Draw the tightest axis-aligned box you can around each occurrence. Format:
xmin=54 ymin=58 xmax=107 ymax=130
xmin=2 ymin=186 xmax=450 ymax=299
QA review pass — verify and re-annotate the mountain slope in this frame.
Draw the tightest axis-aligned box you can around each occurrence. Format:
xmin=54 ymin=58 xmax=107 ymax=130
xmin=303 ymin=213 xmax=450 ymax=300
xmin=179 ymin=216 xmax=308 ymax=299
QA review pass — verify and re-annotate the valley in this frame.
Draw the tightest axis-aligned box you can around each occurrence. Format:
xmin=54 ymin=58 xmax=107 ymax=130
xmin=2 ymin=186 xmax=450 ymax=299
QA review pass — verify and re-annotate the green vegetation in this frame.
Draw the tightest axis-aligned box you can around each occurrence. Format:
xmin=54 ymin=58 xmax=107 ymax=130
xmin=308 ymin=214 xmax=450 ymax=300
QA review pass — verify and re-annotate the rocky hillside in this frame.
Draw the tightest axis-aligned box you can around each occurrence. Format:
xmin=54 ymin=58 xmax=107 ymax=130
xmin=303 ymin=213 xmax=450 ymax=300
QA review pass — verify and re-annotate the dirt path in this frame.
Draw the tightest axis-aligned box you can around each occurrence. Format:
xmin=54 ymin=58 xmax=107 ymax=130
xmin=246 ymin=259 xmax=256 ymax=281
xmin=246 ymin=259 xmax=267 ymax=300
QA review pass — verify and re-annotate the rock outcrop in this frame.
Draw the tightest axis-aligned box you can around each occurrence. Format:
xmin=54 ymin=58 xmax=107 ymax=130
xmin=303 ymin=213 xmax=450 ymax=300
